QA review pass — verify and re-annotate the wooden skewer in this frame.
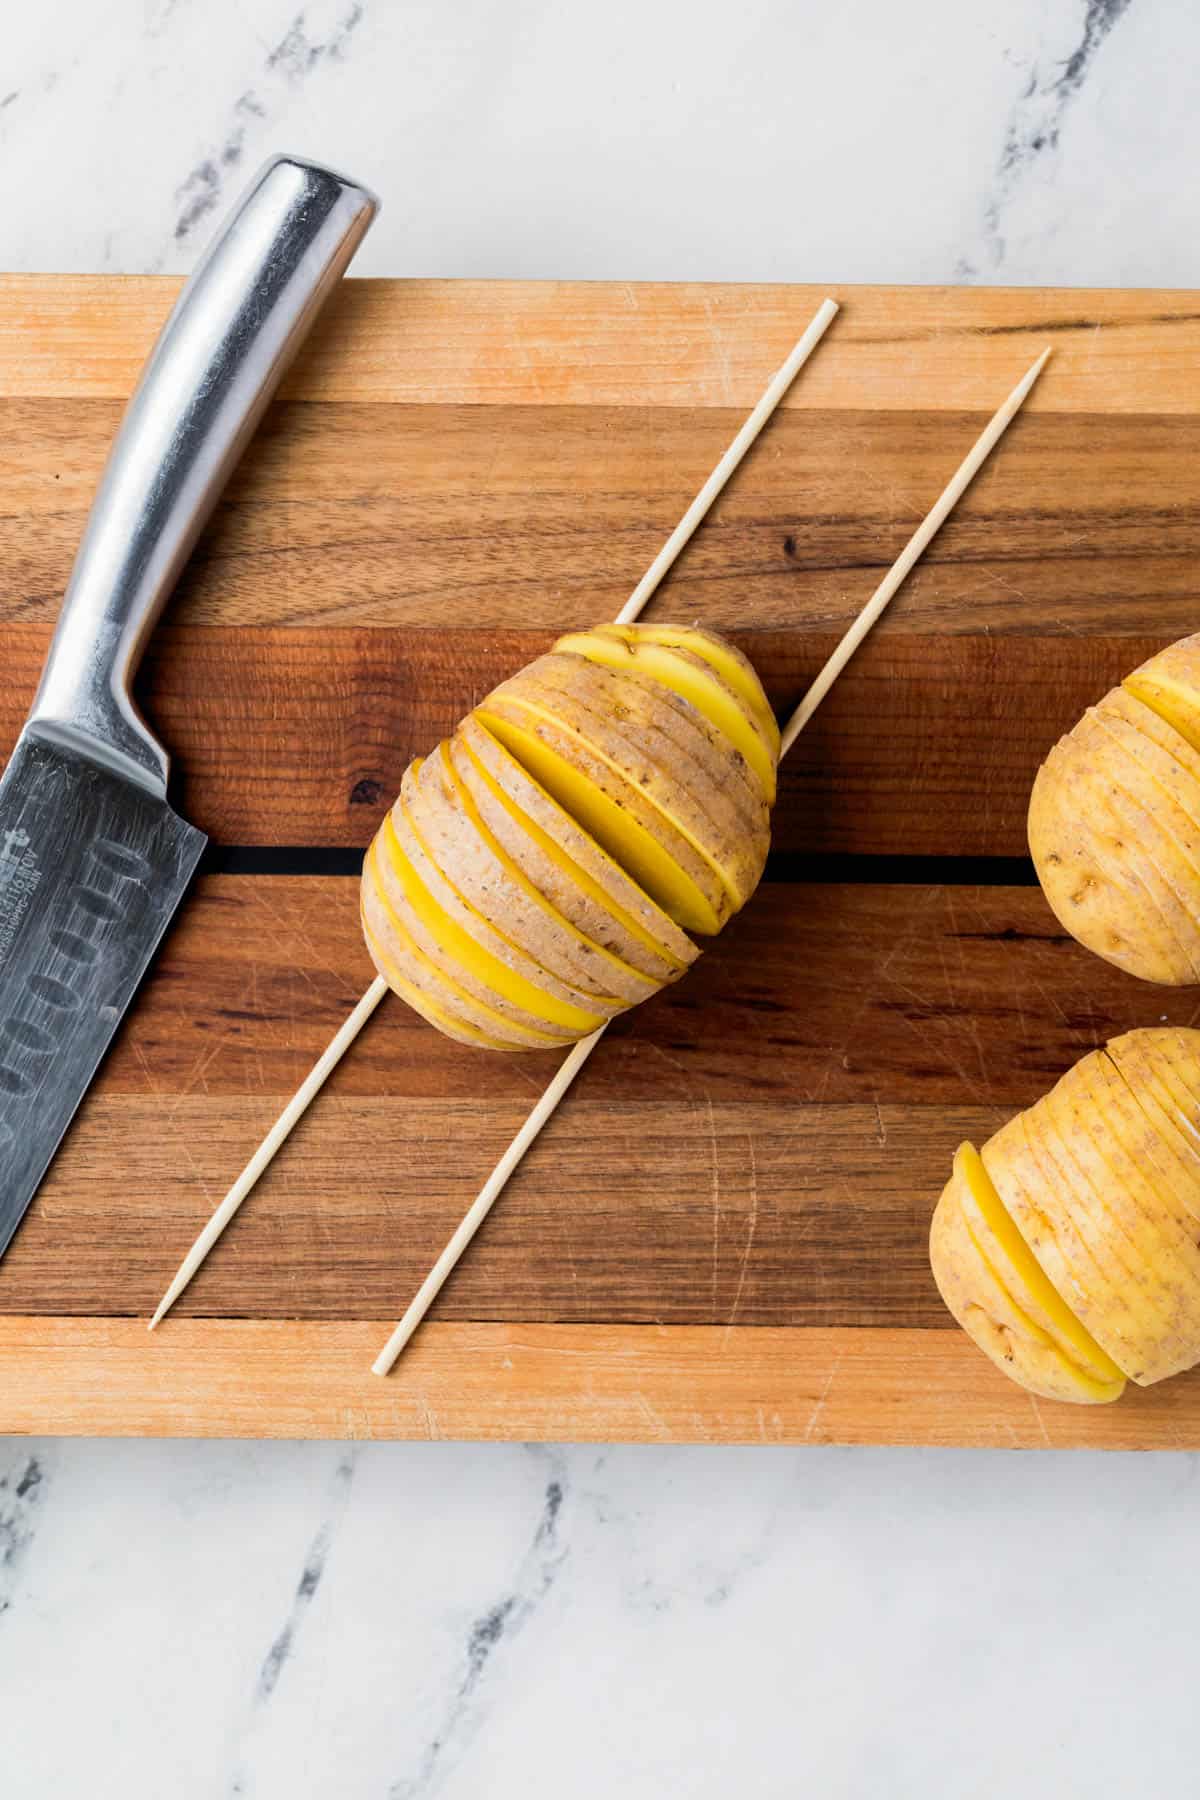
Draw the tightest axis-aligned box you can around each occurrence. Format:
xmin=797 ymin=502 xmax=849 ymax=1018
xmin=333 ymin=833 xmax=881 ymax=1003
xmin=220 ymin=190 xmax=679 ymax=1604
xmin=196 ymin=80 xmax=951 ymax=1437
xmin=370 ymin=344 xmax=1053 ymax=1376
xmin=150 ymin=298 xmax=841 ymax=1332
xmin=614 ymin=298 xmax=840 ymax=625
xmin=150 ymin=976 xmax=390 ymax=1328
xmin=778 ymin=344 xmax=1052 ymax=760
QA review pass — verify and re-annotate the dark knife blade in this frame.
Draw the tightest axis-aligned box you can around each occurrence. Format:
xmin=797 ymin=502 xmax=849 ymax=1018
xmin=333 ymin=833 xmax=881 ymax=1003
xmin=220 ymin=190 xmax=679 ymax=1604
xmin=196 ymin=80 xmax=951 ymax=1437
xmin=0 ymin=736 xmax=205 ymax=1257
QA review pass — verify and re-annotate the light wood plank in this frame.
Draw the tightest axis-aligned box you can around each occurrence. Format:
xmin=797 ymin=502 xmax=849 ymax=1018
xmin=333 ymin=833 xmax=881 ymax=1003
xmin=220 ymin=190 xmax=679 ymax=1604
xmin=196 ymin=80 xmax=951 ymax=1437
xmin=0 ymin=1318 xmax=1196 ymax=1446
xmin=1 ymin=277 xmax=1198 ymax=411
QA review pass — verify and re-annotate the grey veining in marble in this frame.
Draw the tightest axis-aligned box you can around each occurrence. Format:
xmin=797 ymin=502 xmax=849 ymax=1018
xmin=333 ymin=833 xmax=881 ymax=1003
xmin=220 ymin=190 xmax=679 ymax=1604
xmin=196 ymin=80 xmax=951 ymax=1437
xmin=2 ymin=2 xmax=1200 ymax=1795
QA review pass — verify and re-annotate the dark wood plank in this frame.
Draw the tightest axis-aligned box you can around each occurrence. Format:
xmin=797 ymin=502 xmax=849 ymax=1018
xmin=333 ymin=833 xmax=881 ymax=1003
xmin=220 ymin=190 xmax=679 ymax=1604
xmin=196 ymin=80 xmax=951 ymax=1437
xmin=57 ymin=877 xmax=1200 ymax=1107
xmin=0 ymin=876 xmax=1192 ymax=1324
xmin=2 ymin=400 xmax=1196 ymax=636
xmin=0 ymin=624 xmax=1170 ymax=854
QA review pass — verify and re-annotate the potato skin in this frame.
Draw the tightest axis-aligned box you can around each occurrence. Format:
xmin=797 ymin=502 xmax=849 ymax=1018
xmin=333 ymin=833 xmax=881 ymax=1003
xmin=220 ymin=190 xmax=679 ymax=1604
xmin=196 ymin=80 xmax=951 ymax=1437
xmin=930 ymin=1028 xmax=1200 ymax=1404
xmin=1029 ymin=637 xmax=1200 ymax=985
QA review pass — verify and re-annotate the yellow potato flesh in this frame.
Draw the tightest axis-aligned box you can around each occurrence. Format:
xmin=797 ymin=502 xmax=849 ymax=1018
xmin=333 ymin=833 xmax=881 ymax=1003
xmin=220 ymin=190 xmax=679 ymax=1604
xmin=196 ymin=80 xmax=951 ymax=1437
xmin=433 ymin=742 xmax=654 ymax=1005
xmin=1123 ymin=638 xmax=1200 ymax=755
xmin=523 ymin=654 xmax=769 ymax=871
xmin=1000 ymin=1105 xmax=1154 ymax=1375
xmin=593 ymin=622 xmax=782 ymax=754
xmin=553 ymin=629 xmax=778 ymax=803
xmin=458 ymin=716 xmax=696 ymax=972
xmin=477 ymin=703 xmax=725 ymax=934
xmin=381 ymin=807 xmax=604 ymax=1036
xmin=957 ymin=1142 xmax=1126 ymax=1388
xmin=360 ymin=907 xmax=516 ymax=1051
xmin=361 ymin=841 xmax=561 ymax=1049
xmin=451 ymin=731 xmax=681 ymax=986
xmin=930 ymin=1161 xmax=1124 ymax=1404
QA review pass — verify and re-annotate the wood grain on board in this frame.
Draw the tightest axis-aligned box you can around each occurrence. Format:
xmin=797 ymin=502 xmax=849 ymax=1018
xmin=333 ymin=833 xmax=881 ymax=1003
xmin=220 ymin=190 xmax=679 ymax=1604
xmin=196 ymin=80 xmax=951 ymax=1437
xmin=2 ymin=877 xmax=1197 ymax=1329
xmin=1 ymin=276 xmax=1199 ymax=1443
xmin=0 ymin=1319 xmax=1196 ymax=1449
xmin=0 ymin=627 xmax=1185 ymax=855
xmin=1 ymin=276 xmax=1198 ymax=411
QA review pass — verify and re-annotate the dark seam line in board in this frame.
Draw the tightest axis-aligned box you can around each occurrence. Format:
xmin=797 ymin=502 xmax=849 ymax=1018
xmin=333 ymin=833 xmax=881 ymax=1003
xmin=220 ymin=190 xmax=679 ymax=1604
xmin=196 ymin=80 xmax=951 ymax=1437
xmin=199 ymin=844 xmax=1040 ymax=886
xmin=849 ymin=311 xmax=1200 ymax=344
xmin=22 ymin=1308 xmax=959 ymax=1325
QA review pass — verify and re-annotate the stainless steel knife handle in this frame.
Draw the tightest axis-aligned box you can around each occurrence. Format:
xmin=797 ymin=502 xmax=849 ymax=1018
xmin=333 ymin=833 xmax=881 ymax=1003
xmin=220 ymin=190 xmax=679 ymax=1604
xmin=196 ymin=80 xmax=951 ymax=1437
xmin=27 ymin=153 xmax=378 ymax=796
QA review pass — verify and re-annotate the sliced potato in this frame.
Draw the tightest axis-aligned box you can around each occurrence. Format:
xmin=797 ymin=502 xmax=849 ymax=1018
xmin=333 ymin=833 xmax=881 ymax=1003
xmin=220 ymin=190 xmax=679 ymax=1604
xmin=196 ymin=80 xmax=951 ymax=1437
xmin=1123 ymin=633 xmax=1200 ymax=754
xmin=490 ymin=653 xmax=769 ymax=916
xmin=477 ymin=694 xmax=728 ymax=934
xmin=525 ymin=651 xmax=769 ymax=854
xmin=593 ymin=622 xmax=781 ymax=754
xmin=983 ymin=1107 xmax=1164 ymax=1384
xmin=361 ymin=843 xmax=562 ymax=1049
xmin=362 ymin=620 xmax=774 ymax=1048
xmin=554 ymin=627 xmax=778 ymax=802
xmin=380 ymin=794 xmax=602 ymax=1039
xmin=414 ymin=743 xmax=652 ymax=1007
xmin=930 ymin=1147 xmax=1125 ymax=1404
xmin=1104 ymin=1039 xmax=1200 ymax=1230
xmin=1034 ymin=1080 xmax=1199 ymax=1385
xmin=953 ymin=1142 xmax=1125 ymax=1387
xmin=457 ymin=715 xmax=697 ymax=974
xmin=1095 ymin=685 xmax=1200 ymax=831
xmin=361 ymin=908 xmax=518 ymax=1051
xmin=1029 ymin=732 xmax=1200 ymax=984
xmin=1068 ymin=1052 xmax=1200 ymax=1342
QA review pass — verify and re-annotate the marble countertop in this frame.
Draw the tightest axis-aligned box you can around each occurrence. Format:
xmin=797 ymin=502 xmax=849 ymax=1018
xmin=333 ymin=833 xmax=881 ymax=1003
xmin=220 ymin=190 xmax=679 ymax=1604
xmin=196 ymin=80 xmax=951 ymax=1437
xmin=2 ymin=2 xmax=1198 ymax=1795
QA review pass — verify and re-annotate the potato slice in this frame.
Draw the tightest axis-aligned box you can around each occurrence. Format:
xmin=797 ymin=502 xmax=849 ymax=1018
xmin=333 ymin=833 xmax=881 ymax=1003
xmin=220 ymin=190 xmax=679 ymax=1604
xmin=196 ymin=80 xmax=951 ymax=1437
xmin=932 ymin=1027 xmax=1200 ymax=1401
xmin=930 ymin=1147 xmax=1126 ymax=1403
xmin=493 ymin=654 xmax=770 ymax=915
xmin=1101 ymin=1040 xmax=1200 ymax=1231
xmin=477 ymin=695 xmax=727 ymax=934
xmin=1124 ymin=633 xmax=1200 ymax=754
xmin=1080 ymin=773 xmax=1200 ymax=976
xmin=361 ymin=842 xmax=563 ymax=1050
xmin=450 ymin=731 xmax=679 ymax=985
xmin=953 ymin=1144 xmax=1125 ymax=1385
xmin=412 ymin=743 xmax=652 ymax=1007
xmin=592 ymin=622 xmax=782 ymax=754
xmin=1030 ymin=1074 xmax=1200 ymax=1384
xmin=1122 ymin=1030 xmax=1200 ymax=1183
xmin=1095 ymin=685 xmax=1200 ymax=830
xmin=526 ymin=651 xmax=769 ymax=856
xmin=380 ymin=794 xmax=603 ymax=1038
xmin=553 ymin=627 xmax=778 ymax=803
xmin=1069 ymin=1051 xmax=1200 ymax=1338
xmin=982 ymin=1108 xmax=1164 ymax=1383
xmin=457 ymin=715 xmax=696 ymax=974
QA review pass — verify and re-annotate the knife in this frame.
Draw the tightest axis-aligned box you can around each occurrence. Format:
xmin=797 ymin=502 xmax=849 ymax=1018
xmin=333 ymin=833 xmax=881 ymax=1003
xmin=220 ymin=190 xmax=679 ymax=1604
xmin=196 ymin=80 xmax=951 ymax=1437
xmin=0 ymin=154 xmax=377 ymax=1260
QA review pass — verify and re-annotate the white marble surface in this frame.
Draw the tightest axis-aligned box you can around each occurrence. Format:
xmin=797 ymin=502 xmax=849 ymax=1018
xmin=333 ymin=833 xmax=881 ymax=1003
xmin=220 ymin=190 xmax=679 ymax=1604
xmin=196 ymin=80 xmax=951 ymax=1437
xmin=3 ymin=2 xmax=1200 ymax=1795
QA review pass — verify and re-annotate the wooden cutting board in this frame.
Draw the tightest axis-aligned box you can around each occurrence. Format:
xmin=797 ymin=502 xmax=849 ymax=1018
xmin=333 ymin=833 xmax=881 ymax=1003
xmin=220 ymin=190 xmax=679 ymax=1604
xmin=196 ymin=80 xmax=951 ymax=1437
xmin=2 ymin=275 xmax=1199 ymax=1447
